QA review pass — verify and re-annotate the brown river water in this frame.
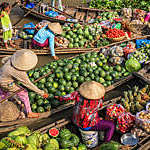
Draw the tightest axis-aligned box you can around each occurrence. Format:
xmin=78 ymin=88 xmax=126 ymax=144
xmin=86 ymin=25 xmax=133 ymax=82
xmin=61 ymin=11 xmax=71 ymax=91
xmin=0 ymin=0 xmax=75 ymax=67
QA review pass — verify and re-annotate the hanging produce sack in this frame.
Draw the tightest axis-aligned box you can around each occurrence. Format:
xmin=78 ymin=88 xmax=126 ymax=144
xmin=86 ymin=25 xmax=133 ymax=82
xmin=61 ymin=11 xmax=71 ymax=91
xmin=23 ymin=22 xmax=35 ymax=35
xmin=106 ymin=104 xmax=125 ymax=121
xmin=117 ymin=112 xmax=135 ymax=133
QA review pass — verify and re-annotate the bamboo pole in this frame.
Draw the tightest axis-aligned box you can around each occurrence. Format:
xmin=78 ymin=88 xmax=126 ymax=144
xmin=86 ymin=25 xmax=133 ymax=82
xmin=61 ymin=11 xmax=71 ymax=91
xmin=0 ymin=71 xmax=52 ymax=104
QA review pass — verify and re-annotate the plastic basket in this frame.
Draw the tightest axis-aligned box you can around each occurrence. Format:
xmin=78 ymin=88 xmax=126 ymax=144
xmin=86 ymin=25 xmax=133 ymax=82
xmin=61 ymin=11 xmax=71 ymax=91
xmin=79 ymin=129 xmax=98 ymax=148
xmin=136 ymin=110 xmax=150 ymax=133
xmin=146 ymin=103 xmax=150 ymax=112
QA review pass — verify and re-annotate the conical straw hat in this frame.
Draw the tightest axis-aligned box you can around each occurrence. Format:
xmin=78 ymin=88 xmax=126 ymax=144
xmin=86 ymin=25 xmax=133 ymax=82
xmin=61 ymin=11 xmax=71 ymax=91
xmin=79 ymin=81 xmax=105 ymax=99
xmin=48 ymin=22 xmax=62 ymax=34
xmin=11 ymin=49 xmax=38 ymax=71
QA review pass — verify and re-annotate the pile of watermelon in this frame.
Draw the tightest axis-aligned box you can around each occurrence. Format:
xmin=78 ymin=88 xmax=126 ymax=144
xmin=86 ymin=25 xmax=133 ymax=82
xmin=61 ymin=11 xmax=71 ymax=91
xmin=27 ymin=52 xmax=130 ymax=113
xmin=0 ymin=126 xmax=87 ymax=150
xmin=61 ymin=23 xmax=110 ymax=48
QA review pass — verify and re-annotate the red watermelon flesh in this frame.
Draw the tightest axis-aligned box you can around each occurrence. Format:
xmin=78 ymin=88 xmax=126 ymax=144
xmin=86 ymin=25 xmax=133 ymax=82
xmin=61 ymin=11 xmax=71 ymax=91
xmin=49 ymin=128 xmax=59 ymax=137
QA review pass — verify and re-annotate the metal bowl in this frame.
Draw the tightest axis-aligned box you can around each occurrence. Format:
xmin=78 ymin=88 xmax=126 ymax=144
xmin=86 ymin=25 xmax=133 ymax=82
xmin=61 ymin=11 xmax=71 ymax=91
xmin=121 ymin=133 xmax=139 ymax=146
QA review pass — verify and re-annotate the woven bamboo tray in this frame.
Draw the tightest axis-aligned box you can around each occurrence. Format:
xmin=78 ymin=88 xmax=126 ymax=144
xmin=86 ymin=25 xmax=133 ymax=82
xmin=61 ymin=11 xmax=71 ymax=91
xmin=111 ymin=36 xmax=126 ymax=42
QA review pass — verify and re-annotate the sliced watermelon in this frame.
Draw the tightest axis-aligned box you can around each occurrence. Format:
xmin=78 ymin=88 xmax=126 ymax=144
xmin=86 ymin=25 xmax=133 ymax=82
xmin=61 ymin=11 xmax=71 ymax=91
xmin=49 ymin=128 xmax=59 ymax=137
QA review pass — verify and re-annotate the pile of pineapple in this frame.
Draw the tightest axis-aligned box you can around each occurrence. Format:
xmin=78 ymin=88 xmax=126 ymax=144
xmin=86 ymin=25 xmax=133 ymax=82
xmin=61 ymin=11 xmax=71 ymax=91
xmin=121 ymin=85 xmax=150 ymax=114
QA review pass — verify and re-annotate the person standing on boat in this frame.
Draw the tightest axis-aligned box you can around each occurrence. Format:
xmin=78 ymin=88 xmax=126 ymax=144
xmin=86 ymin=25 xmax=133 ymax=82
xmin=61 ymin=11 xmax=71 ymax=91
xmin=0 ymin=2 xmax=16 ymax=49
xmin=0 ymin=50 xmax=48 ymax=118
xmin=33 ymin=22 xmax=62 ymax=60
xmin=55 ymin=81 xmax=115 ymax=142
xmin=51 ymin=0 xmax=63 ymax=11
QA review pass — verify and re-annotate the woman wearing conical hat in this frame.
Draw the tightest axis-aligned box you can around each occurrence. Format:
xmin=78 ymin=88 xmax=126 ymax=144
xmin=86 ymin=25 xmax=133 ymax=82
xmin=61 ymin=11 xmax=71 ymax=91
xmin=55 ymin=81 xmax=115 ymax=142
xmin=0 ymin=50 xmax=48 ymax=118
xmin=33 ymin=22 xmax=62 ymax=60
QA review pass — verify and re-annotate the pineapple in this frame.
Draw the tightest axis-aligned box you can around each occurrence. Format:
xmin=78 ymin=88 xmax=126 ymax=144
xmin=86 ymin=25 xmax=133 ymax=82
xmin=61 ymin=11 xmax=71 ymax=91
xmin=128 ymin=90 xmax=134 ymax=102
xmin=139 ymin=99 xmax=147 ymax=106
xmin=133 ymin=86 xmax=139 ymax=97
xmin=136 ymin=93 xmax=142 ymax=102
xmin=130 ymin=102 xmax=135 ymax=114
xmin=124 ymin=91 xmax=129 ymax=102
xmin=124 ymin=101 xmax=130 ymax=112
xmin=140 ymin=85 xmax=149 ymax=94
xmin=136 ymin=102 xmax=144 ymax=112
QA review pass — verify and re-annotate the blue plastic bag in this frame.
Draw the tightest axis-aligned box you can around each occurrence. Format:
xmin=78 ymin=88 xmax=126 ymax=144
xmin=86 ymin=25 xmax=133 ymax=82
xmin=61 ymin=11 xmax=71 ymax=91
xmin=45 ymin=11 xmax=59 ymax=17
xmin=136 ymin=39 xmax=150 ymax=48
xmin=26 ymin=3 xmax=35 ymax=9
xmin=23 ymin=22 xmax=35 ymax=35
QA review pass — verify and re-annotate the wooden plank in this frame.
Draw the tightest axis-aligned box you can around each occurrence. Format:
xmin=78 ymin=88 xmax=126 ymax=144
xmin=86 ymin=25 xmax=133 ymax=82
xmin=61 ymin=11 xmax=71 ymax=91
xmin=106 ymin=75 xmax=134 ymax=92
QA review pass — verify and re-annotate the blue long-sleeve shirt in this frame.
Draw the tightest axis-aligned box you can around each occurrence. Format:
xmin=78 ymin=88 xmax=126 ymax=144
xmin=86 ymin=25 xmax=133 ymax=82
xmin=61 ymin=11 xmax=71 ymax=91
xmin=33 ymin=26 xmax=55 ymax=56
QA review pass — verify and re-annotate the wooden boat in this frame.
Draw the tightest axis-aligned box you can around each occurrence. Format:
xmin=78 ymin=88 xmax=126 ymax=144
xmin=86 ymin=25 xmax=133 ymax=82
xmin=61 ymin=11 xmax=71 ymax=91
xmin=36 ymin=119 xmax=150 ymax=150
xmin=0 ymin=35 xmax=149 ymax=57
xmin=34 ymin=91 xmax=150 ymax=150
xmin=19 ymin=2 xmax=79 ymax=24
xmin=19 ymin=2 xmax=118 ymax=24
xmin=0 ymin=45 xmax=135 ymax=134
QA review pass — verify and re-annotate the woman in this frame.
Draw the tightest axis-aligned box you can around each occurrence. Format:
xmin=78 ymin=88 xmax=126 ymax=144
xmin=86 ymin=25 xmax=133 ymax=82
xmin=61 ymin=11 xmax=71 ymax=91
xmin=0 ymin=49 xmax=48 ymax=118
xmin=33 ymin=22 xmax=62 ymax=60
xmin=51 ymin=0 xmax=63 ymax=11
xmin=55 ymin=81 xmax=115 ymax=142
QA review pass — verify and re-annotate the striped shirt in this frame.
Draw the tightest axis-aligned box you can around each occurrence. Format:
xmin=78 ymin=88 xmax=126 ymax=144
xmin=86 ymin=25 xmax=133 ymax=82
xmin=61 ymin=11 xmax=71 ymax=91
xmin=33 ymin=25 xmax=55 ymax=56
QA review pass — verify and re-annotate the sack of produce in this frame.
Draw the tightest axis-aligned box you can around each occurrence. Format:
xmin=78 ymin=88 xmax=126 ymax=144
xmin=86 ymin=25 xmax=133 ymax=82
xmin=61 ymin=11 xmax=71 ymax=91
xmin=23 ymin=22 xmax=35 ymax=35
xmin=45 ymin=11 xmax=59 ymax=18
xmin=136 ymin=110 xmax=150 ymax=133
xmin=125 ymin=58 xmax=141 ymax=72
xmin=106 ymin=104 xmax=125 ymax=121
xmin=117 ymin=112 xmax=135 ymax=133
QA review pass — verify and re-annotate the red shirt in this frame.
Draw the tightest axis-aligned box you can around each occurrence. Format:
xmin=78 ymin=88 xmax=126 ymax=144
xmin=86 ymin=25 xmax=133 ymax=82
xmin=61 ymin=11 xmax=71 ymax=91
xmin=59 ymin=91 xmax=103 ymax=128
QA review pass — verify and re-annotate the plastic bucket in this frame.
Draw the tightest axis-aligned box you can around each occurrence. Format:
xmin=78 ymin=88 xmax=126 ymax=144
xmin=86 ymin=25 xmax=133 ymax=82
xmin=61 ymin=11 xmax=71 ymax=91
xmin=79 ymin=129 xmax=98 ymax=148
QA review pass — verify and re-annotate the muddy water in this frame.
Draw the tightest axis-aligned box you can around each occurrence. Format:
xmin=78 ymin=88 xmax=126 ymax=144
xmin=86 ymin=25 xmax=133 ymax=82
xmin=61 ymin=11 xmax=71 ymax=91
xmin=0 ymin=0 xmax=75 ymax=67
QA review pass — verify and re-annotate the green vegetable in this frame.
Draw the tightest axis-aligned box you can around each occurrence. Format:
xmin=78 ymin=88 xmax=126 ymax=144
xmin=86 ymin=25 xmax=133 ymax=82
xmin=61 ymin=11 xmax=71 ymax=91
xmin=125 ymin=58 xmax=141 ymax=72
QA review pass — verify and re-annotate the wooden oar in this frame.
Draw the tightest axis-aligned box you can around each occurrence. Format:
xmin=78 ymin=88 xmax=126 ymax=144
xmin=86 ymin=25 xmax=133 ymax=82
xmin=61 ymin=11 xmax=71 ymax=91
xmin=0 ymin=71 xmax=52 ymax=104
xmin=11 ymin=1 xmax=19 ymax=9
xmin=13 ymin=1 xmax=42 ymax=26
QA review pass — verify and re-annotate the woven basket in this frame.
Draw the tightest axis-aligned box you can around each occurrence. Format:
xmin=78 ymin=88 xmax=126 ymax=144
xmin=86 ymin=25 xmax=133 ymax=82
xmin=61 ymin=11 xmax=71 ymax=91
xmin=128 ymin=23 xmax=146 ymax=34
xmin=110 ymin=36 xmax=125 ymax=42
xmin=138 ymin=140 xmax=150 ymax=150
